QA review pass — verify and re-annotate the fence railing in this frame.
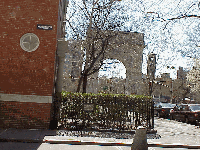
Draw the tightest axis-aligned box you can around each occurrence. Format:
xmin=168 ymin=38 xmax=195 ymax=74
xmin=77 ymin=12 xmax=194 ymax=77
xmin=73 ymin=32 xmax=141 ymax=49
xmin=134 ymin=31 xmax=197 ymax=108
xmin=59 ymin=92 xmax=154 ymax=132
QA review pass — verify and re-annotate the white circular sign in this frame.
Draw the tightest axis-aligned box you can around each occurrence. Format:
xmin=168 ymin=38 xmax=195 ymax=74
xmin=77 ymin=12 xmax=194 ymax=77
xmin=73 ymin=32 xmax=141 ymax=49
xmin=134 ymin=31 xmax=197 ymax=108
xmin=20 ymin=33 xmax=40 ymax=52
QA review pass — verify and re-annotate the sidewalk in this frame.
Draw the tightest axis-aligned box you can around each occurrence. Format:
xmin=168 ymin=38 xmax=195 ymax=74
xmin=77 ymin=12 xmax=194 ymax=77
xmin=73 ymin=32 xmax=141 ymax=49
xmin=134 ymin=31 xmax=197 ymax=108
xmin=0 ymin=128 xmax=134 ymax=150
xmin=0 ymin=128 xmax=56 ymax=150
xmin=1 ymin=118 xmax=200 ymax=150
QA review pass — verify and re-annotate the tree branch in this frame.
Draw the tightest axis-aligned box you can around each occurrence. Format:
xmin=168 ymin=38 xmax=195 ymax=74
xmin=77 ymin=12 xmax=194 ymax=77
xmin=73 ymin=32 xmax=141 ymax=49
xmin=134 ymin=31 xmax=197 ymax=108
xmin=66 ymin=19 xmax=80 ymax=39
xmin=86 ymin=33 xmax=117 ymax=76
xmin=167 ymin=14 xmax=200 ymax=21
xmin=164 ymin=15 xmax=200 ymax=29
xmin=82 ymin=0 xmax=91 ymax=19
xmin=147 ymin=12 xmax=200 ymax=30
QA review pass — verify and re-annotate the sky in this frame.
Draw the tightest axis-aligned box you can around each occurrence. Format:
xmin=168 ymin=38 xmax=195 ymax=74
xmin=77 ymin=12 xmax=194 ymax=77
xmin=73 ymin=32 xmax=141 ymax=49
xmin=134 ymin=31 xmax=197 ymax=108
xmin=99 ymin=59 xmax=126 ymax=79
xmin=66 ymin=0 xmax=200 ymax=79
xmin=120 ymin=0 xmax=200 ymax=79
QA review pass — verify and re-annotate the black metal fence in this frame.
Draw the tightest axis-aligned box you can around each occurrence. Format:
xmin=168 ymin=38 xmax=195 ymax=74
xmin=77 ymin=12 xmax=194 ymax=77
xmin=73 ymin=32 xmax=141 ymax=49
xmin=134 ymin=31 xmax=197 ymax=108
xmin=59 ymin=92 xmax=154 ymax=132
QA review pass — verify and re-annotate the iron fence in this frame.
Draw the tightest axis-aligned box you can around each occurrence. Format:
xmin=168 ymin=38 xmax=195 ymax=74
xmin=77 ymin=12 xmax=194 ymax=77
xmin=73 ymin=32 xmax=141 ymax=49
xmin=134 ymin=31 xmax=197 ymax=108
xmin=59 ymin=93 xmax=154 ymax=132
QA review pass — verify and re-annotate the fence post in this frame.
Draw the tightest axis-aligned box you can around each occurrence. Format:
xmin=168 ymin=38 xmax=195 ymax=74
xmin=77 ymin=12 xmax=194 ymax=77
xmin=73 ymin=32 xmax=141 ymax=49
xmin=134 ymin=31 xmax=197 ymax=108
xmin=131 ymin=126 xmax=147 ymax=150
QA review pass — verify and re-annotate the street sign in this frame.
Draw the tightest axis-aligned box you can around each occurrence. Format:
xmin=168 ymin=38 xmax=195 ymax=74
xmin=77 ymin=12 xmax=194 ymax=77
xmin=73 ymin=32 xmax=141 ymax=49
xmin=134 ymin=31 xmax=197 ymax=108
xmin=37 ymin=24 xmax=53 ymax=30
xmin=84 ymin=103 xmax=94 ymax=112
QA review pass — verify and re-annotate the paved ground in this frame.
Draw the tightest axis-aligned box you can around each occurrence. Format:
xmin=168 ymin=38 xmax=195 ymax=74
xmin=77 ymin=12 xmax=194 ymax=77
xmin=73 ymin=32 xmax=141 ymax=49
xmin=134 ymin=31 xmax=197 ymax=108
xmin=148 ymin=117 xmax=200 ymax=150
xmin=0 ymin=117 xmax=200 ymax=150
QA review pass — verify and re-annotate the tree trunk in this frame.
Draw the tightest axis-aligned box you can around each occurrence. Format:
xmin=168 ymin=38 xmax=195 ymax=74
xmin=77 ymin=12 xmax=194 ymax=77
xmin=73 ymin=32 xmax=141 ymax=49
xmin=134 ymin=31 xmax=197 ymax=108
xmin=76 ymin=75 xmax=83 ymax=93
xmin=82 ymin=74 xmax=88 ymax=93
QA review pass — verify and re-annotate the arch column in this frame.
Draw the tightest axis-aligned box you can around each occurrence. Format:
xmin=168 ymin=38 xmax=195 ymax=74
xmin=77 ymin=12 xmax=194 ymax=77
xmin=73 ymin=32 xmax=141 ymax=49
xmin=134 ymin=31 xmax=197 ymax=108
xmin=124 ymin=54 xmax=143 ymax=95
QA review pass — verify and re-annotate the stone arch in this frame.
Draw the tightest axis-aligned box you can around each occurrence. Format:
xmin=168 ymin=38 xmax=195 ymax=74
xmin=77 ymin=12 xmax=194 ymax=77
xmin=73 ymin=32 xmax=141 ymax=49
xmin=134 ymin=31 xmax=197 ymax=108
xmin=87 ymin=31 xmax=144 ymax=94
xmin=63 ymin=31 xmax=145 ymax=95
xmin=103 ymin=31 xmax=144 ymax=94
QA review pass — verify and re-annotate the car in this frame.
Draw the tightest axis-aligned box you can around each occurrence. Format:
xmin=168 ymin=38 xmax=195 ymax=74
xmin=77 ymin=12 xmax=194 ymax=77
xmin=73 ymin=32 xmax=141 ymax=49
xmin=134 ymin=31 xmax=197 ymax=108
xmin=154 ymin=102 xmax=174 ymax=118
xmin=169 ymin=104 xmax=200 ymax=124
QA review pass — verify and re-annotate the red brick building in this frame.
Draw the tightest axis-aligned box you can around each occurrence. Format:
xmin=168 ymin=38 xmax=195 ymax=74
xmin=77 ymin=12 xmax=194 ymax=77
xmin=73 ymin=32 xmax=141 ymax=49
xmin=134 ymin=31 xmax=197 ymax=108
xmin=0 ymin=0 xmax=67 ymax=129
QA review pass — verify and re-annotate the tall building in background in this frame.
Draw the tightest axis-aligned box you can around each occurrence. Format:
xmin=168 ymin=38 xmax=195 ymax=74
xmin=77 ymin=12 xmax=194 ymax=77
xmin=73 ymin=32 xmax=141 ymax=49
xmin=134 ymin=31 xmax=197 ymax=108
xmin=177 ymin=67 xmax=187 ymax=80
xmin=187 ymin=59 xmax=200 ymax=103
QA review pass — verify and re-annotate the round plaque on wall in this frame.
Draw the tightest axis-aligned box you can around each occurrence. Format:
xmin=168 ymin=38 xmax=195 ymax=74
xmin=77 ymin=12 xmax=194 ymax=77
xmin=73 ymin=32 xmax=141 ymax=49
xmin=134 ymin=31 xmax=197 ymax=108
xmin=20 ymin=33 xmax=40 ymax=52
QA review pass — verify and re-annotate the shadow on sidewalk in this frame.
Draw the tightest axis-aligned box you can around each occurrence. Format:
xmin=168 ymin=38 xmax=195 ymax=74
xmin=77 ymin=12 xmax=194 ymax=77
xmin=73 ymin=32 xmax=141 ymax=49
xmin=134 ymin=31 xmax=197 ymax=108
xmin=0 ymin=128 xmax=57 ymax=150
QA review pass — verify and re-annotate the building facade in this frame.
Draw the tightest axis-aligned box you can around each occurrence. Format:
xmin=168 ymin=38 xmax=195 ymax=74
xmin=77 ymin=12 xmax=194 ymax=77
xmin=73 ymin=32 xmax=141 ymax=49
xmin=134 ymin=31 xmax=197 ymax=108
xmin=0 ymin=0 xmax=67 ymax=129
xmin=187 ymin=60 xmax=200 ymax=103
xmin=152 ymin=73 xmax=172 ymax=103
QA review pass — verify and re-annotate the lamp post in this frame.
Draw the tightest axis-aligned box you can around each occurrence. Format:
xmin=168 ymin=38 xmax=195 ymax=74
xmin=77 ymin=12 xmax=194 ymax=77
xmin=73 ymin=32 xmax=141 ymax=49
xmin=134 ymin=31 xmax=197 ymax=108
xmin=147 ymin=77 xmax=153 ymax=96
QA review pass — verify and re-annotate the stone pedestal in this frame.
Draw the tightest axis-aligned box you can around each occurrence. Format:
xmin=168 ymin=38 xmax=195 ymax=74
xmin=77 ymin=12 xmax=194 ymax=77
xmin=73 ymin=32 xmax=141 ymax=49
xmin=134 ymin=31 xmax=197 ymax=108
xmin=131 ymin=126 xmax=147 ymax=150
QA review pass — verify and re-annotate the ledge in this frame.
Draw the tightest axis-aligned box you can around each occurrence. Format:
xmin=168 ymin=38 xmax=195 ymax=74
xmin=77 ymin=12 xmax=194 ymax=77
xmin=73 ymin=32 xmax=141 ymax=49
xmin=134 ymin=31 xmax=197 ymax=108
xmin=0 ymin=93 xmax=52 ymax=103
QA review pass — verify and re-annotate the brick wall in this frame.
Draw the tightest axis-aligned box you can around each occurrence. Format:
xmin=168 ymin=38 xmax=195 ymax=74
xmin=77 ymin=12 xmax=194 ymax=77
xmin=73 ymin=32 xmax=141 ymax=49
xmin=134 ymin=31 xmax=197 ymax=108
xmin=0 ymin=101 xmax=51 ymax=129
xmin=0 ymin=0 xmax=59 ymax=96
xmin=0 ymin=0 xmax=65 ymax=129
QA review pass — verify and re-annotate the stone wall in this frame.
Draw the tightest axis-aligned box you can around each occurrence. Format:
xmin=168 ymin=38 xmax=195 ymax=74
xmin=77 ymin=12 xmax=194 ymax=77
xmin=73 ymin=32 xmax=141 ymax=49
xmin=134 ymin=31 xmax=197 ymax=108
xmin=86 ymin=77 xmax=126 ymax=94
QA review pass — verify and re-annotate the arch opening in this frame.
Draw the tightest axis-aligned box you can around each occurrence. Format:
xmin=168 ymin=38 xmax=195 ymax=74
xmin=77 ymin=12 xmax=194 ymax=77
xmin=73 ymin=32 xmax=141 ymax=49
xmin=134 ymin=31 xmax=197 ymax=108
xmin=98 ymin=59 xmax=126 ymax=79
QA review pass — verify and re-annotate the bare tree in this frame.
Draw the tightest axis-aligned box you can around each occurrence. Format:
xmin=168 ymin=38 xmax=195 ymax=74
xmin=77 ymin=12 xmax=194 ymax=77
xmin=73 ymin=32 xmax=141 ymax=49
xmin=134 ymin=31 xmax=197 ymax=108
xmin=173 ymin=79 xmax=190 ymax=103
xmin=66 ymin=0 xmax=126 ymax=93
xmin=145 ymin=1 xmax=199 ymax=101
xmin=146 ymin=1 xmax=200 ymax=30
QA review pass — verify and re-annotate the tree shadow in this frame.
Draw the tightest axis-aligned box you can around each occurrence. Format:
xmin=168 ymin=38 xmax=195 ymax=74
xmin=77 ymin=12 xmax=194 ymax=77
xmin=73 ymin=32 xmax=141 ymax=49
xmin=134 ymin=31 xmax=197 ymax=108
xmin=0 ymin=128 xmax=57 ymax=150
